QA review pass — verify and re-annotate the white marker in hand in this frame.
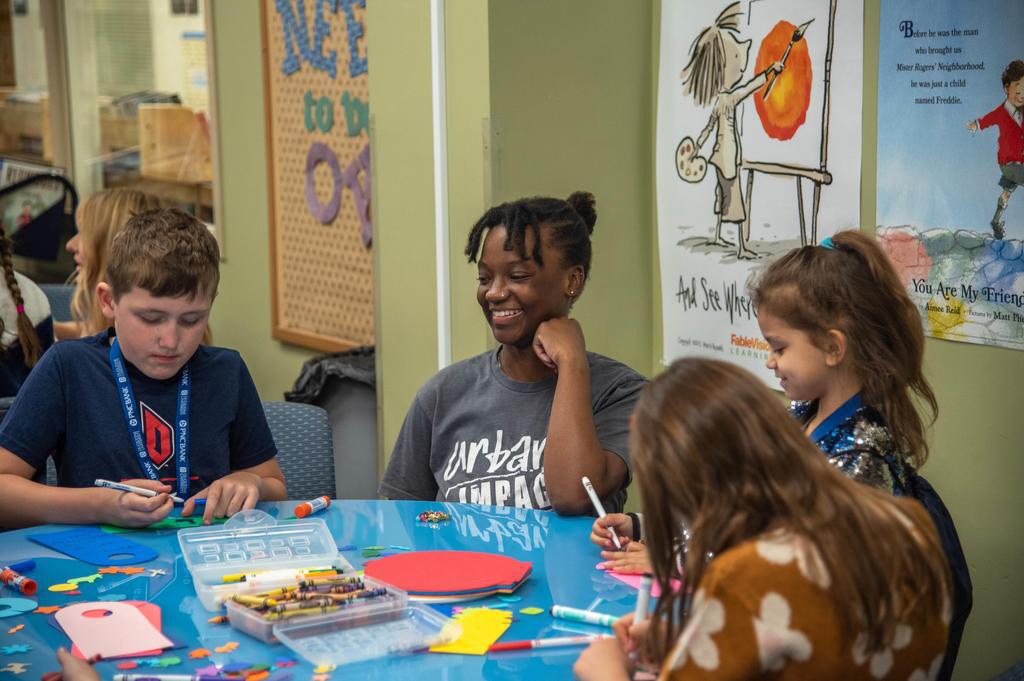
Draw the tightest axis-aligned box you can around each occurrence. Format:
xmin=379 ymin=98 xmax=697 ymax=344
xmin=581 ymin=476 xmax=622 ymax=549
xmin=634 ymin=573 xmax=653 ymax=623
xmin=94 ymin=478 xmax=184 ymax=504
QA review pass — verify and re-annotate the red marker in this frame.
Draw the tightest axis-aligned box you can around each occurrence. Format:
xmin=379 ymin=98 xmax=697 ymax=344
xmin=0 ymin=565 xmax=37 ymax=595
xmin=295 ymin=496 xmax=330 ymax=518
xmin=488 ymin=634 xmax=611 ymax=652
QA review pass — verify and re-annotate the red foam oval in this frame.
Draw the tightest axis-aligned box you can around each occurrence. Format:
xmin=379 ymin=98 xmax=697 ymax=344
xmin=363 ymin=551 xmax=531 ymax=596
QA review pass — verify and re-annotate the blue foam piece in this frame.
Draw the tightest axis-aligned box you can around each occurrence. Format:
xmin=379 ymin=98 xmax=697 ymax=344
xmin=27 ymin=527 xmax=157 ymax=566
xmin=0 ymin=598 xmax=37 ymax=618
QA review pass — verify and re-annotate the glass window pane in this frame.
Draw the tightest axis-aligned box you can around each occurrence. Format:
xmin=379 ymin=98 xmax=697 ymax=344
xmin=65 ymin=0 xmax=214 ymax=224
xmin=0 ymin=0 xmax=52 ymax=165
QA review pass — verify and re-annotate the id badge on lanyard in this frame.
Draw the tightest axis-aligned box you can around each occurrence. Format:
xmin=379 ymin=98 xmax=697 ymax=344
xmin=109 ymin=337 xmax=192 ymax=498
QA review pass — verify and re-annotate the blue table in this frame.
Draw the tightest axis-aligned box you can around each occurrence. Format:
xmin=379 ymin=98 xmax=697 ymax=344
xmin=0 ymin=500 xmax=639 ymax=679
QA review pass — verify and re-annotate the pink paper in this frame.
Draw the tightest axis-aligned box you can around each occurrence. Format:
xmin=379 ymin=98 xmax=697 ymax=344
xmin=596 ymin=563 xmax=679 ymax=597
xmin=70 ymin=601 xmax=164 ymax=659
xmin=56 ymin=602 xmax=173 ymax=659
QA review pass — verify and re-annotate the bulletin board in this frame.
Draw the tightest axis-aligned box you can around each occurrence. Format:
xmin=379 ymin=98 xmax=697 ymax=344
xmin=260 ymin=0 xmax=373 ymax=352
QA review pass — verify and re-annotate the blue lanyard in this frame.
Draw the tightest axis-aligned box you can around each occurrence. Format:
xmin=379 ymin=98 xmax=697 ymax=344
xmin=108 ymin=337 xmax=192 ymax=498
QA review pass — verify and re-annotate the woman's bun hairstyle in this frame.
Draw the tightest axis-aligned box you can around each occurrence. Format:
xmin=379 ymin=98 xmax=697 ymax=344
xmin=566 ymin=191 xmax=597 ymax=235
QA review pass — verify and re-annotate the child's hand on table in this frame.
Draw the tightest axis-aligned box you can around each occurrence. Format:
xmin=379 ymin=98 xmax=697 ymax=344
xmin=181 ymin=471 xmax=262 ymax=524
xmin=53 ymin=647 xmax=99 ymax=681
xmin=600 ymin=541 xmax=652 ymax=575
xmin=573 ymin=634 xmax=632 ymax=681
xmin=99 ymin=479 xmax=174 ymax=527
xmin=590 ymin=513 xmax=634 ymax=549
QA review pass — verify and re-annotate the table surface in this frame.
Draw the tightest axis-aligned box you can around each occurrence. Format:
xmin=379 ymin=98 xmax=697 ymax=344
xmin=0 ymin=500 xmax=639 ymax=680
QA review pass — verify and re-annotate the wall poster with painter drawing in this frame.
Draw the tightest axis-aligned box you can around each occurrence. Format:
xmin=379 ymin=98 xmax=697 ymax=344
xmin=656 ymin=0 xmax=863 ymax=384
xmin=876 ymin=0 xmax=1024 ymax=351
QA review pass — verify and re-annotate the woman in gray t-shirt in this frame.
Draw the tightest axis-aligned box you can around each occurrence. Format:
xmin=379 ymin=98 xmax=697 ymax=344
xmin=380 ymin=192 xmax=646 ymax=515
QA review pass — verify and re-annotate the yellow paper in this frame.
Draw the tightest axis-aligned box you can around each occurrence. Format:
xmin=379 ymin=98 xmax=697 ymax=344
xmin=429 ymin=607 xmax=512 ymax=655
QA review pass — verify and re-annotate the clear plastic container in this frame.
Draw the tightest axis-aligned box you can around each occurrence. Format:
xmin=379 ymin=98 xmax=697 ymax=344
xmin=273 ymin=601 xmax=461 ymax=666
xmin=178 ymin=509 xmax=353 ymax=611
xmin=224 ymin=575 xmax=407 ymax=643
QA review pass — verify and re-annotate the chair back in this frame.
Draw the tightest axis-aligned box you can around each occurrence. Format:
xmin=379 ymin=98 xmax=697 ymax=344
xmin=262 ymin=400 xmax=335 ymax=500
xmin=0 ymin=173 xmax=78 ymax=260
xmin=39 ymin=283 xmax=75 ymax=322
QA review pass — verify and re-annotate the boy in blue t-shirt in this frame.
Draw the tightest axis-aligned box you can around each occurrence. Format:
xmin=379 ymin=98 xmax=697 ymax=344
xmin=0 ymin=208 xmax=286 ymax=528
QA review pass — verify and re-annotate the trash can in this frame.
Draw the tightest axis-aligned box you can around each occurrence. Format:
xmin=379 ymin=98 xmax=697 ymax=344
xmin=285 ymin=346 xmax=377 ymax=499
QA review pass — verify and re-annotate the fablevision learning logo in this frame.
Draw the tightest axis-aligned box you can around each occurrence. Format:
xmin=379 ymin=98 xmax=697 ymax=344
xmin=730 ymin=333 xmax=770 ymax=359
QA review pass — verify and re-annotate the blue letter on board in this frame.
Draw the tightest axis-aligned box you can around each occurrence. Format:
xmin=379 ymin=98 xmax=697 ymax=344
xmin=275 ymin=0 xmax=338 ymax=79
xmin=339 ymin=0 xmax=368 ymax=78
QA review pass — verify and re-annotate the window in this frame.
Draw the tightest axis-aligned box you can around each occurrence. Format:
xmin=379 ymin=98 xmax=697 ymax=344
xmin=0 ymin=0 xmax=218 ymax=282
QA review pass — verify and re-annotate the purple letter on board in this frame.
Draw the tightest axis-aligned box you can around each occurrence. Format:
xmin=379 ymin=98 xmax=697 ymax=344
xmin=305 ymin=142 xmax=343 ymax=224
xmin=342 ymin=143 xmax=372 ymax=247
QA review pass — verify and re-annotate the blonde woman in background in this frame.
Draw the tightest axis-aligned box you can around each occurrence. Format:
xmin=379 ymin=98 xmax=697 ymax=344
xmin=57 ymin=188 xmax=163 ymax=340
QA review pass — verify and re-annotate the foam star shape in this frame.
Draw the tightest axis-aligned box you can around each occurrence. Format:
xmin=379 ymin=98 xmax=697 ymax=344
xmin=189 ymin=648 xmax=211 ymax=659
xmin=1 ymin=662 xmax=29 ymax=674
xmin=7 ymin=624 xmax=24 ymax=634
xmin=98 ymin=567 xmax=122 ymax=574
xmin=34 ymin=606 xmax=61 ymax=614
xmin=1 ymin=644 xmax=31 ymax=654
xmin=147 ymin=569 xmax=167 ymax=577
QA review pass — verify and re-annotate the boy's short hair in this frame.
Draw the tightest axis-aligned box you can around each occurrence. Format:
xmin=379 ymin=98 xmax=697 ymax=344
xmin=1002 ymin=60 xmax=1024 ymax=88
xmin=107 ymin=208 xmax=220 ymax=300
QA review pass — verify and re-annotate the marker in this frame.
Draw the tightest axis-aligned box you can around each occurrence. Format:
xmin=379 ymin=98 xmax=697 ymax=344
xmin=633 ymin=573 xmax=653 ymax=623
xmin=111 ymin=670 xmax=230 ymax=681
xmin=488 ymin=634 xmax=611 ymax=652
xmin=94 ymin=479 xmax=184 ymax=504
xmin=581 ymin=476 xmax=621 ymax=549
xmin=0 ymin=565 xmax=37 ymax=595
xmin=550 ymin=604 xmax=618 ymax=628
xmin=294 ymin=495 xmax=330 ymax=518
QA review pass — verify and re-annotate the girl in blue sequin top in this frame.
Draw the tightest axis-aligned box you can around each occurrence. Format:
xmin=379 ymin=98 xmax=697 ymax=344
xmin=749 ymin=230 xmax=939 ymax=495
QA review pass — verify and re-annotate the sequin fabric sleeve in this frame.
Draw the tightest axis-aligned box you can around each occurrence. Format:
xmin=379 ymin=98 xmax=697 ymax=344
xmin=789 ymin=401 xmax=911 ymax=496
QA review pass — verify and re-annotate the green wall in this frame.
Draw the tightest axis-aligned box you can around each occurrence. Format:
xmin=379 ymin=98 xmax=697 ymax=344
xmin=487 ymin=1 xmax=654 ymax=377
xmin=208 ymin=2 xmax=316 ymax=400
xmin=212 ymin=1 xmax=1020 ymax=678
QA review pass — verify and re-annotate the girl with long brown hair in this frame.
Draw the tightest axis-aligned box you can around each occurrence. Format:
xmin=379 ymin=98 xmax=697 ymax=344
xmin=573 ymin=358 xmax=949 ymax=681
xmin=749 ymin=230 xmax=969 ymax=680
xmin=0 ymin=224 xmax=52 ymax=396
xmin=751 ymin=229 xmax=938 ymax=492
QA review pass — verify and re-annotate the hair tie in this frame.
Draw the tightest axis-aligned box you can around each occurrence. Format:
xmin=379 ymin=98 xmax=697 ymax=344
xmin=819 ymin=236 xmax=836 ymax=250
xmin=15 ymin=304 xmax=24 ymax=314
